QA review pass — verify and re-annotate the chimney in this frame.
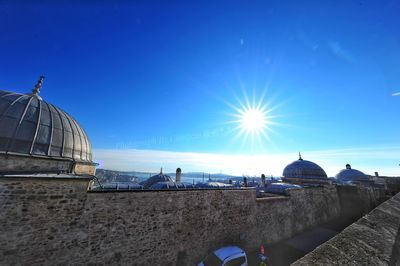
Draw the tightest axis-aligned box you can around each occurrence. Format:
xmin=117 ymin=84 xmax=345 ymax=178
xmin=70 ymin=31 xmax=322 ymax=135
xmin=176 ymin=168 xmax=182 ymax=183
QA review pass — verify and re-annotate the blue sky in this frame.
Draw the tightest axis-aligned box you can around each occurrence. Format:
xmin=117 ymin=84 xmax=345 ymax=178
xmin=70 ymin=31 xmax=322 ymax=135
xmin=1 ymin=1 xmax=399 ymax=176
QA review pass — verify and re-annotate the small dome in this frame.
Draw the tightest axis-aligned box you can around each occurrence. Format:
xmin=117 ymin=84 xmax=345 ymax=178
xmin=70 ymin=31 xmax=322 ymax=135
xmin=0 ymin=77 xmax=95 ymax=175
xmin=336 ymin=164 xmax=370 ymax=183
xmin=194 ymin=182 xmax=233 ymax=188
xmin=265 ymin=182 xmax=302 ymax=195
xmin=283 ymin=154 xmax=327 ymax=179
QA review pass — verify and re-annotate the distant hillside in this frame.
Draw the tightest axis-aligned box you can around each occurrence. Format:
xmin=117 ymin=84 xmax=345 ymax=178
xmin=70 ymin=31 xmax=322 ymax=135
xmin=95 ymin=169 xmax=245 ymax=183
xmin=95 ymin=169 xmax=139 ymax=183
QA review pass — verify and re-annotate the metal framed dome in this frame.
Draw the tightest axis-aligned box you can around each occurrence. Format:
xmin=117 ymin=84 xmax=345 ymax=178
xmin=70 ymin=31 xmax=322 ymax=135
xmin=283 ymin=153 xmax=327 ymax=179
xmin=0 ymin=77 xmax=95 ymax=175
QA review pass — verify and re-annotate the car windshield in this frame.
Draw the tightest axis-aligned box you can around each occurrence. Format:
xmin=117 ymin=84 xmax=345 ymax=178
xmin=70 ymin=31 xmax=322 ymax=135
xmin=203 ymin=253 xmax=223 ymax=266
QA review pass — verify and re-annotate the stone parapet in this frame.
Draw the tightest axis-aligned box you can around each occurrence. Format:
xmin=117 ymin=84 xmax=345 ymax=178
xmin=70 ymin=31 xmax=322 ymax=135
xmin=0 ymin=178 xmax=341 ymax=266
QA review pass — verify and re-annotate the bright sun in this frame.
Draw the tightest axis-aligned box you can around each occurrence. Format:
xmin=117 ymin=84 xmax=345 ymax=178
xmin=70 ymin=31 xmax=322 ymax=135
xmin=239 ymin=107 xmax=267 ymax=134
xmin=227 ymin=92 xmax=277 ymax=150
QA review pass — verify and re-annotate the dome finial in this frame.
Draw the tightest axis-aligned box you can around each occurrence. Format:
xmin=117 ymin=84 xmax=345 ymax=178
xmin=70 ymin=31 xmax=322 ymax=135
xmin=299 ymin=152 xmax=303 ymax=160
xmin=32 ymin=75 xmax=45 ymax=96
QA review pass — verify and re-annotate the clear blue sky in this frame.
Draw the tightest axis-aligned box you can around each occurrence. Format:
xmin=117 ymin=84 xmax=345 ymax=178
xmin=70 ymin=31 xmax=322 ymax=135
xmin=1 ymin=1 xmax=399 ymax=175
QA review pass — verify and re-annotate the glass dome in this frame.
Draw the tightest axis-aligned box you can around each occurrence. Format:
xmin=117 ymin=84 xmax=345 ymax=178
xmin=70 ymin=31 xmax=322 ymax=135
xmin=0 ymin=77 xmax=95 ymax=175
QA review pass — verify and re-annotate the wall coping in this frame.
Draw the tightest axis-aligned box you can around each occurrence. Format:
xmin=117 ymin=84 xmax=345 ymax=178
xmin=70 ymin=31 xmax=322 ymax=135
xmin=256 ymin=195 xmax=289 ymax=202
xmin=0 ymin=174 xmax=94 ymax=180
xmin=87 ymin=187 xmax=257 ymax=193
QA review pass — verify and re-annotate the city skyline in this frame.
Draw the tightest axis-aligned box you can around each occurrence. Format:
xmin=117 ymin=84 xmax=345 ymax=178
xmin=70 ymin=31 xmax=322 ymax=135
xmin=94 ymin=144 xmax=400 ymax=177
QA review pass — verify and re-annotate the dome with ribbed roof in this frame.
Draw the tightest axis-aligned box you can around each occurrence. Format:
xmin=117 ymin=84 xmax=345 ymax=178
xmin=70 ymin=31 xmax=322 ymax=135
xmin=283 ymin=153 xmax=327 ymax=179
xmin=0 ymin=77 xmax=95 ymax=175
xmin=141 ymin=168 xmax=173 ymax=189
xmin=335 ymin=164 xmax=370 ymax=183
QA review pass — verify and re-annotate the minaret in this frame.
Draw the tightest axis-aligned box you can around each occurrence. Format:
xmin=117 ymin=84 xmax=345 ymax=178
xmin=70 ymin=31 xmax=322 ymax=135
xmin=176 ymin=168 xmax=182 ymax=183
xmin=261 ymin=174 xmax=266 ymax=187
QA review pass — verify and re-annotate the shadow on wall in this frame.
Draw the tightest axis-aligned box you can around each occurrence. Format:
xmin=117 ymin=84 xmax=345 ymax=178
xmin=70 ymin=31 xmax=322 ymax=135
xmin=391 ymin=226 xmax=400 ymax=266
xmin=336 ymin=185 xmax=386 ymax=222
xmin=292 ymin=192 xmax=400 ymax=266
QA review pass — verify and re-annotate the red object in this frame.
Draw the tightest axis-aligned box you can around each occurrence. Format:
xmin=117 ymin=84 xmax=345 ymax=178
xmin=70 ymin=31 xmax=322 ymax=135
xmin=260 ymin=244 xmax=265 ymax=255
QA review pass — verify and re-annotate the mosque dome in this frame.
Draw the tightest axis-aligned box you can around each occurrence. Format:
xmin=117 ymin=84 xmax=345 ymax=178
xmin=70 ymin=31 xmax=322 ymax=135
xmin=142 ymin=169 xmax=173 ymax=189
xmin=335 ymin=164 xmax=370 ymax=183
xmin=283 ymin=153 xmax=327 ymax=179
xmin=0 ymin=77 xmax=95 ymax=175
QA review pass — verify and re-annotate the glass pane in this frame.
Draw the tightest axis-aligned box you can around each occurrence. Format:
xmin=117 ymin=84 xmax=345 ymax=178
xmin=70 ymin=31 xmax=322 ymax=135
xmin=15 ymin=121 xmax=36 ymax=141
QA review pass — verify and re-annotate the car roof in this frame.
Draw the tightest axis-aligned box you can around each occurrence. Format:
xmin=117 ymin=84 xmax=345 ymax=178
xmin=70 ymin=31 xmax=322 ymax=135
xmin=213 ymin=246 xmax=245 ymax=261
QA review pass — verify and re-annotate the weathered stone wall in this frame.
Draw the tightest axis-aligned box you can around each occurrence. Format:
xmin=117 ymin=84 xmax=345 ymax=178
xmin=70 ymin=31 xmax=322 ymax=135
xmin=382 ymin=176 xmax=400 ymax=196
xmin=73 ymin=162 xmax=96 ymax=176
xmin=0 ymin=177 xmax=90 ymax=265
xmin=292 ymin=192 xmax=400 ymax=266
xmin=247 ymin=186 xmax=341 ymax=247
xmin=0 ymin=154 xmax=72 ymax=174
xmin=337 ymin=185 xmax=387 ymax=223
xmin=0 ymin=177 xmax=342 ymax=266
xmin=391 ymin=227 xmax=400 ymax=266
xmin=84 ymin=186 xmax=340 ymax=265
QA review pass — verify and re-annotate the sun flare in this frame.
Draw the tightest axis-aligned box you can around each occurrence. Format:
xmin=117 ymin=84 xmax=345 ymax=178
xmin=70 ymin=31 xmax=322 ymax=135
xmin=239 ymin=107 xmax=268 ymax=134
xmin=225 ymin=91 xmax=279 ymax=151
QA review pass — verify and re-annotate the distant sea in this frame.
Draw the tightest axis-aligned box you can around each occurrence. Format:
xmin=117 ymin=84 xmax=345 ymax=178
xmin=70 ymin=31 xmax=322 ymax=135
xmin=97 ymin=169 xmax=275 ymax=184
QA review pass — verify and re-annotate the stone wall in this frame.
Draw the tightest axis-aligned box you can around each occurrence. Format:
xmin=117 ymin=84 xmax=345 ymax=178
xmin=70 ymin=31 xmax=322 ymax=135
xmin=292 ymin=192 xmax=400 ymax=265
xmin=337 ymin=185 xmax=387 ymax=222
xmin=0 ymin=177 xmax=90 ymax=265
xmin=84 ymin=186 xmax=340 ymax=265
xmin=0 ymin=177 xmax=343 ymax=265
xmin=382 ymin=176 xmax=400 ymax=196
xmin=0 ymin=154 xmax=72 ymax=174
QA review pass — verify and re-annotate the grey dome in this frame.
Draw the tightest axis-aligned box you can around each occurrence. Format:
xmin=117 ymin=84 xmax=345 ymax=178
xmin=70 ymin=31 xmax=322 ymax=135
xmin=142 ymin=170 xmax=173 ymax=189
xmin=283 ymin=156 xmax=327 ymax=179
xmin=0 ymin=76 xmax=95 ymax=178
xmin=0 ymin=89 xmax=92 ymax=162
xmin=336 ymin=165 xmax=370 ymax=182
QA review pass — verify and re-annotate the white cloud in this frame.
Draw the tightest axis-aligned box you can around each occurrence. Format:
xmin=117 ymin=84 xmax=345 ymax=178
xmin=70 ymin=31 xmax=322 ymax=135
xmin=392 ymin=92 xmax=400 ymax=96
xmin=93 ymin=145 xmax=400 ymax=177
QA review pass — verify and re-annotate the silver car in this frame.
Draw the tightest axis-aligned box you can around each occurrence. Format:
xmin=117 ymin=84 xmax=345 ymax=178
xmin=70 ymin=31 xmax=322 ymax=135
xmin=198 ymin=246 xmax=248 ymax=266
